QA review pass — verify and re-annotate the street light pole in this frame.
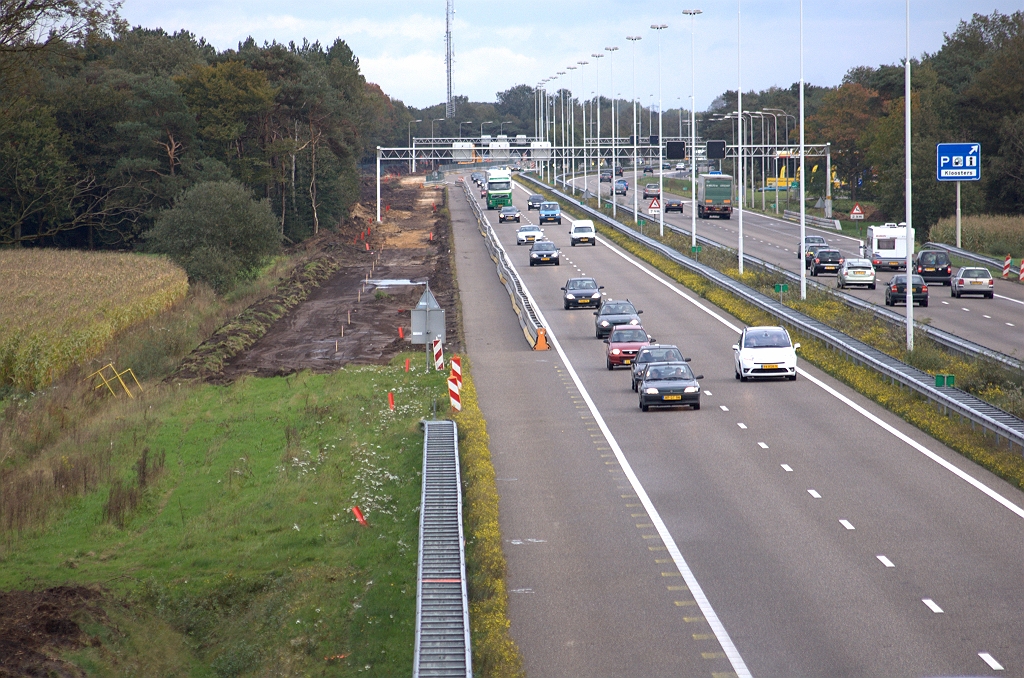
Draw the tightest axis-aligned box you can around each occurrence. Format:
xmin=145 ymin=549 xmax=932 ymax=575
xmin=606 ymin=46 xmax=619 ymax=217
xmin=592 ymin=52 xmax=605 ymax=205
xmin=408 ymin=119 xmax=421 ymax=172
xmin=652 ymin=23 xmax=667 ymax=236
xmin=683 ymin=9 xmax=702 ymax=251
xmin=627 ymin=36 xmax=641 ymax=226
xmin=736 ymin=1 xmax=744 ymax=274
xmin=799 ymin=0 xmax=806 ymax=299
xmin=578 ymin=61 xmax=589 ymax=193
xmin=904 ymin=0 xmax=914 ymax=349
xmin=567 ymin=66 xmax=577 ymax=193
xmin=459 ymin=120 xmax=472 ymax=139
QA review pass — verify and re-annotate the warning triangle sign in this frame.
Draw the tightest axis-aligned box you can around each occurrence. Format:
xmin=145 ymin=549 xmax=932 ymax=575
xmin=850 ymin=202 xmax=865 ymax=220
xmin=648 ymin=198 xmax=661 ymax=210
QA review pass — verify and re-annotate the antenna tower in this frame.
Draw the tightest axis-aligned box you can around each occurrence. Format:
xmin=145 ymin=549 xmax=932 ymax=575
xmin=445 ymin=0 xmax=455 ymax=117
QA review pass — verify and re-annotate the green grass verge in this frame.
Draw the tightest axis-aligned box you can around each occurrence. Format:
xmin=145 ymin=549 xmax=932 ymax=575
xmin=524 ymin=176 xmax=1024 ymax=492
xmin=1 ymin=356 xmax=449 ymax=675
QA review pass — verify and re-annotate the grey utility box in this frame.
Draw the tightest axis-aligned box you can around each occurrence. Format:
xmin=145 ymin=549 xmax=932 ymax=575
xmin=411 ymin=286 xmax=445 ymax=345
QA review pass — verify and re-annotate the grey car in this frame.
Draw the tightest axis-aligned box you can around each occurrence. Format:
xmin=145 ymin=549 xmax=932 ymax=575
xmin=951 ymin=266 xmax=994 ymax=298
xmin=638 ymin=362 xmax=703 ymax=411
xmin=526 ymin=194 xmax=545 ymax=210
xmin=837 ymin=258 xmax=876 ymax=289
xmin=594 ymin=299 xmax=642 ymax=339
xmin=631 ymin=345 xmax=687 ymax=391
xmin=528 ymin=240 xmax=560 ymax=266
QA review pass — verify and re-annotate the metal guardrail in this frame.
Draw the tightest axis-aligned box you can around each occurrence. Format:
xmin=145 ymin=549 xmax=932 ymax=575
xmin=521 ymin=172 xmax=1024 ymax=452
xmin=782 ymin=209 xmax=842 ymax=231
xmin=459 ymin=178 xmax=546 ymax=348
xmin=925 ymin=241 xmax=1022 ymax=279
xmin=414 ymin=420 xmax=472 ymax=678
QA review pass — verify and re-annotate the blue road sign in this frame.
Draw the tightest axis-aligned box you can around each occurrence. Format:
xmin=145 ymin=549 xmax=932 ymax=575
xmin=936 ymin=143 xmax=981 ymax=181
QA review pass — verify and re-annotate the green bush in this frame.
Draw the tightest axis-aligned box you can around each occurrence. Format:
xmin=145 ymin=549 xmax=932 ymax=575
xmin=147 ymin=180 xmax=280 ymax=292
xmin=930 ymin=213 xmax=1024 ymax=258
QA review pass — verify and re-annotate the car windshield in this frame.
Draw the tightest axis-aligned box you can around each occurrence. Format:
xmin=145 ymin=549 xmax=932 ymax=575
xmin=610 ymin=329 xmax=648 ymax=343
xmin=529 ymin=194 xmax=543 ymax=201
xmin=533 ymin=242 xmax=555 ymax=251
xmin=573 ymin=226 xmax=594 ymax=233
xmin=646 ymin=184 xmax=658 ymax=189
xmin=892 ymin=275 xmax=926 ymax=285
xmin=918 ymin=252 xmax=948 ymax=266
xmin=849 ymin=263 xmax=873 ymax=270
xmin=501 ymin=207 xmax=517 ymax=213
xmin=567 ymin=279 xmax=598 ymax=290
xmin=601 ymin=303 xmax=635 ymax=315
xmin=743 ymin=329 xmax=791 ymax=349
xmin=647 ymin=364 xmax=694 ymax=380
xmin=961 ymin=268 xmax=991 ymax=279
xmin=519 ymin=226 xmax=539 ymax=232
xmin=639 ymin=347 xmax=684 ymax=363
xmin=541 ymin=203 xmax=559 ymax=210
xmin=805 ymin=237 xmax=827 ymax=245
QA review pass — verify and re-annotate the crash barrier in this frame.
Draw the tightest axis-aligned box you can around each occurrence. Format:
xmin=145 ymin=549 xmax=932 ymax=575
xmin=782 ymin=210 xmax=842 ymax=231
xmin=414 ymin=420 xmax=472 ymax=677
xmin=924 ymin=242 xmax=1023 ymax=282
xmin=459 ymin=178 xmax=549 ymax=349
xmin=521 ymin=172 xmax=1024 ymax=453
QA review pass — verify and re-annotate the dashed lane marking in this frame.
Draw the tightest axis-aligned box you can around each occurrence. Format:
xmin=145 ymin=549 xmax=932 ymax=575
xmin=781 ymin=464 xmax=793 ymax=472
xmin=808 ymin=489 xmax=822 ymax=499
xmin=757 ymin=442 xmax=769 ymax=449
xmin=922 ymin=598 xmax=944 ymax=613
xmin=877 ymin=555 xmax=895 ymax=568
xmin=839 ymin=520 xmax=855 ymax=530
xmin=737 ymin=423 xmax=747 ymax=429
xmin=720 ymin=405 xmax=729 ymax=411
xmin=979 ymin=652 xmax=1004 ymax=670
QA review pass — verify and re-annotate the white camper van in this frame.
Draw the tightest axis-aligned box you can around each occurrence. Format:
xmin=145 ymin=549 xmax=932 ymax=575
xmin=866 ymin=223 xmax=908 ymax=270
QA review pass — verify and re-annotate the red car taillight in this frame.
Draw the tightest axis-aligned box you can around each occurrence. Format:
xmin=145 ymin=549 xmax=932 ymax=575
xmin=815 ymin=258 xmax=820 ymax=264
xmin=839 ymin=258 xmax=845 ymax=264
xmin=891 ymin=285 xmax=898 ymax=292
xmin=917 ymin=265 xmax=923 ymax=272
xmin=922 ymin=285 xmax=929 ymax=293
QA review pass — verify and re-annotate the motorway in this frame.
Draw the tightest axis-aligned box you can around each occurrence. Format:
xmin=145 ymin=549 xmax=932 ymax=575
xmin=450 ymin=173 xmax=1024 ymax=677
xmin=564 ymin=171 xmax=1024 ymax=359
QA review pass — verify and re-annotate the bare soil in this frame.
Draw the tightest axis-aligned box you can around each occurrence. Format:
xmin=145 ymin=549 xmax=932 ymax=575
xmin=220 ymin=176 xmax=459 ymax=380
xmin=0 ymin=586 xmax=105 ymax=677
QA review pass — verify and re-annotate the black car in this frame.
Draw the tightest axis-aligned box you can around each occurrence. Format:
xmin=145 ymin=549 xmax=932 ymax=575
xmin=642 ymin=165 xmax=654 ymax=175
xmin=599 ymin=170 xmax=612 ymax=182
xmin=498 ymin=206 xmax=521 ymax=223
xmin=631 ymin=345 xmax=687 ymax=391
xmin=804 ymin=243 xmax=830 ymax=269
xmin=809 ymin=249 xmax=844 ymax=276
xmin=664 ymin=198 xmax=684 ymax=213
xmin=529 ymin=240 xmax=560 ymax=267
xmin=914 ymin=250 xmax=953 ymax=285
xmin=799 ymin=235 xmax=828 ymax=261
xmin=526 ymin=194 xmax=545 ymax=210
xmin=594 ymin=299 xmax=642 ymax=339
xmin=614 ymin=166 xmax=623 ymax=177
xmin=638 ymin=362 xmax=703 ymax=411
xmin=884 ymin=274 xmax=929 ymax=307
xmin=561 ymin=277 xmax=604 ymax=309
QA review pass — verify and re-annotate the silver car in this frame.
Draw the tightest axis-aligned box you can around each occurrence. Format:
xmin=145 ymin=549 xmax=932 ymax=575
xmin=836 ymin=258 xmax=876 ymax=289
xmin=951 ymin=266 xmax=994 ymax=299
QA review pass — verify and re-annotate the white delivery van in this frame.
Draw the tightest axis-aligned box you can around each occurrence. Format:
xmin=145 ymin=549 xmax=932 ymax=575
xmin=569 ymin=220 xmax=597 ymax=246
xmin=866 ymin=223 xmax=908 ymax=270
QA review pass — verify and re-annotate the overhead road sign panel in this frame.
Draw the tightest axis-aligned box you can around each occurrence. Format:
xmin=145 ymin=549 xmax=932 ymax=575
xmin=936 ymin=143 xmax=981 ymax=181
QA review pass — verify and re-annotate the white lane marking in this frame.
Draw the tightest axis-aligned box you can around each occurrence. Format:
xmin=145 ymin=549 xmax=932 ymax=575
xmin=704 ymin=390 xmax=713 ymax=396
xmin=781 ymin=464 xmax=793 ymax=472
xmin=589 ymin=230 xmax=1024 ymax=520
xmin=1007 ymin=323 xmax=1015 ymax=327
xmin=839 ymin=519 xmax=855 ymax=530
xmin=808 ymin=489 xmax=822 ymax=499
xmin=922 ymin=598 xmax=944 ymax=613
xmin=877 ymin=555 xmax=895 ymax=568
xmin=758 ymin=442 xmax=769 ymax=449
xmin=995 ymin=293 xmax=1024 ymax=305
xmin=979 ymin=652 xmax=1004 ymax=670
xmin=984 ymin=314 xmax=992 ymax=318
xmin=962 ymin=307 xmax=970 ymax=312
xmin=501 ymin=234 xmax=752 ymax=677
xmin=941 ymin=301 xmax=950 ymax=305
xmin=720 ymin=405 xmax=730 ymax=411
xmin=737 ymin=422 xmax=747 ymax=429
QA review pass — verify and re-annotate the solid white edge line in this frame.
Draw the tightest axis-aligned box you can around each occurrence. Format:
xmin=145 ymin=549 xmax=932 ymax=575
xmin=979 ymin=652 xmax=1004 ymax=670
xmin=994 ymin=293 xmax=1024 ymax=306
xmin=589 ymin=232 xmax=1024 ymax=522
xmin=496 ymin=221 xmax=752 ymax=678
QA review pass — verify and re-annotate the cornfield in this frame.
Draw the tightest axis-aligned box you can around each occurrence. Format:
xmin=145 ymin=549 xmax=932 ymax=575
xmin=930 ymin=214 xmax=1024 ymax=258
xmin=0 ymin=250 xmax=189 ymax=390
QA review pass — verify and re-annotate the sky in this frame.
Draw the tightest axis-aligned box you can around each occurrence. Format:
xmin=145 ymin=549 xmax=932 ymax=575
xmin=118 ymin=0 xmax=1011 ymax=112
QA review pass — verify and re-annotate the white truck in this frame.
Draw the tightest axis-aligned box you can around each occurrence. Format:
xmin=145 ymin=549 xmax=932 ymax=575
xmin=866 ymin=223 xmax=908 ymax=271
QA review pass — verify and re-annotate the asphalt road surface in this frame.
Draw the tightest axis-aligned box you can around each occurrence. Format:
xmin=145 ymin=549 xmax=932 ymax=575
xmin=566 ymin=172 xmax=1024 ymax=359
xmin=449 ymin=173 xmax=1024 ymax=677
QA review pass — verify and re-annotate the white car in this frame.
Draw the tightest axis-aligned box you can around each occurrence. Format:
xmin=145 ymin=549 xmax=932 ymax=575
xmin=569 ymin=220 xmax=597 ymax=246
xmin=675 ymin=162 xmax=686 ymax=170
xmin=733 ymin=326 xmax=800 ymax=381
xmin=516 ymin=224 xmax=544 ymax=245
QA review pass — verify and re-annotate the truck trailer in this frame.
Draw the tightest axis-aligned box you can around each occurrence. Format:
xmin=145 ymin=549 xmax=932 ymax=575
xmin=867 ymin=223 xmax=908 ymax=270
xmin=696 ymin=173 xmax=734 ymax=219
xmin=486 ymin=168 xmax=513 ymax=209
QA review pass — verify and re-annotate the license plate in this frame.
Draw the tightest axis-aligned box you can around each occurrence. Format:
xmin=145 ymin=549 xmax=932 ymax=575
xmin=970 ymin=280 xmax=982 ymax=285
xmin=853 ymin=271 xmax=865 ymax=275
xmin=663 ymin=395 xmax=682 ymax=401
xmin=579 ymin=299 xmax=590 ymax=303
xmin=925 ymin=267 xmax=935 ymax=271
xmin=762 ymin=364 xmax=779 ymax=370
xmin=889 ymin=261 xmax=899 ymax=267
xmin=623 ymin=359 xmax=631 ymax=365
xmin=579 ymin=238 xmax=589 ymax=242
xmin=824 ymin=266 xmax=836 ymax=270
xmin=541 ymin=257 xmax=550 ymax=261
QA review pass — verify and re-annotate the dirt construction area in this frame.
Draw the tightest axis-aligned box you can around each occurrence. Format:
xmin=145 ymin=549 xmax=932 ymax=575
xmin=221 ymin=176 xmax=459 ymax=380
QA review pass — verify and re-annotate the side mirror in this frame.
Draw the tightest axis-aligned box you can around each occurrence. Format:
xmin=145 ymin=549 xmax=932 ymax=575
xmin=599 ymin=286 xmax=605 ymax=289
xmin=793 ymin=343 xmax=801 ymax=350
xmin=602 ymin=339 xmax=609 ymax=344
xmin=694 ymin=375 xmax=705 ymax=380
xmin=560 ymin=287 xmax=566 ymax=291
xmin=683 ymin=357 xmax=691 ymax=362
xmin=593 ymin=311 xmax=599 ymax=315
xmin=731 ymin=344 xmax=739 ymax=351
xmin=648 ymin=335 xmax=655 ymax=342
xmin=637 ymin=310 xmax=644 ymax=314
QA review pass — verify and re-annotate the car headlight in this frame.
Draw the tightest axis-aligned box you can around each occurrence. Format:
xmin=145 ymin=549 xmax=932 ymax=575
xmin=591 ymin=292 xmax=602 ymax=299
xmin=645 ymin=387 xmax=659 ymax=394
xmin=629 ymin=318 xmax=639 ymax=325
xmin=531 ymin=253 xmax=539 ymax=258
xmin=600 ymin=320 xmax=609 ymax=327
xmin=565 ymin=293 xmax=576 ymax=299
xmin=684 ymin=386 xmax=699 ymax=393
xmin=611 ymin=349 xmax=620 ymax=355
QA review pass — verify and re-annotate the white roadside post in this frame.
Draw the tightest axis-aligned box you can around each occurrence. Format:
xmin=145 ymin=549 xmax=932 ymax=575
xmin=376 ymin=147 xmax=382 ymax=223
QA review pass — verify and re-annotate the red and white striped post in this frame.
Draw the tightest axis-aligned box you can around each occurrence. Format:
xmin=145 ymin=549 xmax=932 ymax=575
xmin=449 ymin=356 xmax=462 ymax=389
xmin=1018 ymin=261 xmax=1024 ymax=283
xmin=432 ymin=339 xmax=444 ymax=371
xmin=448 ymin=376 xmax=462 ymax=412
xmin=1003 ymin=254 xmax=1011 ymax=279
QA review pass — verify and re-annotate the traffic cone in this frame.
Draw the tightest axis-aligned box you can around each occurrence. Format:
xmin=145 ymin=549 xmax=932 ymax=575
xmin=534 ymin=327 xmax=550 ymax=351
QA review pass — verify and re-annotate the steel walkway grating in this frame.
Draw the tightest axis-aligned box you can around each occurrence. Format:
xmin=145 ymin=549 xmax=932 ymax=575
xmin=414 ymin=420 xmax=472 ymax=677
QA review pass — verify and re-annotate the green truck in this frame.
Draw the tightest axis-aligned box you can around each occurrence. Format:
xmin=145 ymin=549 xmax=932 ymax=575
xmin=486 ymin=168 xmax=513 ymax=210
xmin=696 ymin=173 xmax=733 ymax=219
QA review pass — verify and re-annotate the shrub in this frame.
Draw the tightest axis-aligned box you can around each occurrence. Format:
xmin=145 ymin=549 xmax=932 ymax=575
xmin=930 ymin=213 xmax=1024 ymax=258
xmin=147 ymin=180 xmax=280 ymax=292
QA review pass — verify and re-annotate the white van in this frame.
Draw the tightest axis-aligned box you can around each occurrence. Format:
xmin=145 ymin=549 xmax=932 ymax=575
xmin=866 ymin=223 xmax=908 ymax=270
xmin=569 ymin=220 xmax=597 ymax=247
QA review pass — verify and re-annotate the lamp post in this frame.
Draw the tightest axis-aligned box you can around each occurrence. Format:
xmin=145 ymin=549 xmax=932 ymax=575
xmin=431 ymin=118 xmax=445 ymax=139
xmin=627 ymin=36 xmax=641 ymax=225
xmin=480 ymin=120 xmax=493 ymax=138
xmin=736 ymin=0 xmax=744 ymax=273
xmin=746 ymin=110 xmax=768 ymax=210
xmin=606 ymin=46 xmax=619 ymax=216
xmin=652 ymin=23 xmax=667 ymax=236
xmin=567 ymin=66 xmax=577 ymax=193
xmin=683 ymin=9 xmax=702 ymax=251
xmin=799 ymin=0 xmax=806 ymax=299
xmin=459 ymin=121 xmax=472 ymax=138
xmin=592 ymin=52 xmax=605 ymax=203
xmin=758 ymin=110 xmax=780 ymax=213
xmin=408 ymin=119 xmax=421 ymax=172
xmin=578 ymin=60 xmax=589 ymax=193
xmin=499 ymin=120 xmax=514 ymax=135
xmin=904 ymin=0 xmax=914 ymax=349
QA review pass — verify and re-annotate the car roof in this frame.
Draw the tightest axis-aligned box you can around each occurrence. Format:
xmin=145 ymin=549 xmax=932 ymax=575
xmin=845 ymin=258 xmax=873 ymax=266
xmin=541 ymin=201 xmax=559 ymax=207
xmin=959 ymin=266 xmax=990 ymax=272
xmin=567 ymin=277 xmax=597 ymax=283
xmin=529 ymin=193 xmax=543 ymax=198
xmin=610 ymin=324 xmax=645 ymax=332
xmin=518 ymin=224 xmax=541 ymax=230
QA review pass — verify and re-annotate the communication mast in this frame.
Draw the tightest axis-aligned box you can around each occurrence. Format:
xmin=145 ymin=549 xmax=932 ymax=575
xmin=445 ymin=0 xmax=455 ymax=118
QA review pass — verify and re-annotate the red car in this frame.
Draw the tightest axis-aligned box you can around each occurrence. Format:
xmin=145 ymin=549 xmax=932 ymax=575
xmin=604 ymin=325 xmax=654 ymax=370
